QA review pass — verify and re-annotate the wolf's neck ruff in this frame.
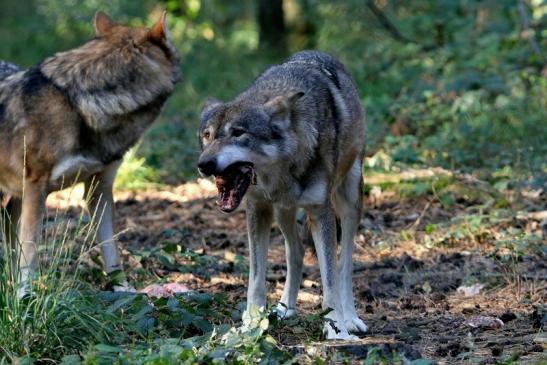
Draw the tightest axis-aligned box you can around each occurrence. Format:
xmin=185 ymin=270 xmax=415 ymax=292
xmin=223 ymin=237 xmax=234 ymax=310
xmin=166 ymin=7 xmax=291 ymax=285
xmin=40 ymin=39 xmax=179 ymax=132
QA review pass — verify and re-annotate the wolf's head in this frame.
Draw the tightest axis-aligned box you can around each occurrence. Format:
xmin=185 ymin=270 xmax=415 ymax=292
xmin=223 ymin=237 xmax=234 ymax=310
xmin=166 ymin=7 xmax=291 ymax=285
xmin=40 ymin=11 xmax=181 ymax=130
xmin=197 ymin=91 xmax=304 ymax=212
xmin=90 ymin=10 xmax=179 ymax=72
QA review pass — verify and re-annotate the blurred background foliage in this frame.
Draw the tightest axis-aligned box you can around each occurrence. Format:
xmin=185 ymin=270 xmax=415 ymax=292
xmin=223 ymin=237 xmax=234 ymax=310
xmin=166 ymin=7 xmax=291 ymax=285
xmin=0 ymin=0 xmax=545 ymax=185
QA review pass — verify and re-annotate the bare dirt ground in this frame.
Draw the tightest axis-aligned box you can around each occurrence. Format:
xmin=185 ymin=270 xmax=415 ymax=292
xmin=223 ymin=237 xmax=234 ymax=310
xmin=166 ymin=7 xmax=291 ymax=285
xmin=47 ymin=177 xmax=546 ymax=364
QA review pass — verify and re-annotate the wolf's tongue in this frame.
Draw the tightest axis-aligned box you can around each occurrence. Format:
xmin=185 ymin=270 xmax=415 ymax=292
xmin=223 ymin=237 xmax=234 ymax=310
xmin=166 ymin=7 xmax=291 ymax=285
xmin=215 ymin=176 xmax=237 ymax=211
xmin=213 ymin=163 xmax=255 ymax=213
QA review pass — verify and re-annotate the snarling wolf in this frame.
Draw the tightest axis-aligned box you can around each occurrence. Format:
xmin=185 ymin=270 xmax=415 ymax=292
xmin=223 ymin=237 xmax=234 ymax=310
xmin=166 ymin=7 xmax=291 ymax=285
xmin=197 ymin=51 xmax=367 ymax=340
xmin=0 ymin=11 xmax=180 ymax=293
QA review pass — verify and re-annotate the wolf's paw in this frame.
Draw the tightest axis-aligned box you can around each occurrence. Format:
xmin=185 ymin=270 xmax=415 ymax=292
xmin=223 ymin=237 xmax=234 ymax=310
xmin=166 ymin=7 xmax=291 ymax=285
xmin=16 ymin=268 xmax=33 ymax=299
xmin=17 ymin=280 xmax=31 ymax=299
xmin=323 ymin=321 xmax=360 ymax=341
xmin=273 ymin=303 xmax=296 ymax=319
xmin=345 ymin=315 xmax=368 ymax=334
xmin=323 ymin=313 xmax=360 ymax=341
xmin=112 ymin=279 xmax=136 ymax=293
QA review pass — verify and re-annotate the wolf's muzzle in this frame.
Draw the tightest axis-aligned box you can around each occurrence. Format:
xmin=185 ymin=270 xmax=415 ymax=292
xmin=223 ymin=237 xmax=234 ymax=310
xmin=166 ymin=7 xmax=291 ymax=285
xmin=197 ymin=157 xmax=217 ymax=176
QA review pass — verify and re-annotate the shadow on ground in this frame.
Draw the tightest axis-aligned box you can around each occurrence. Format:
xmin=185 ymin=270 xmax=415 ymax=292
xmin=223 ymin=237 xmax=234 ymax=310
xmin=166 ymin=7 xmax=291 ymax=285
xmin=44 ymin=178 xmax=546 ymax=364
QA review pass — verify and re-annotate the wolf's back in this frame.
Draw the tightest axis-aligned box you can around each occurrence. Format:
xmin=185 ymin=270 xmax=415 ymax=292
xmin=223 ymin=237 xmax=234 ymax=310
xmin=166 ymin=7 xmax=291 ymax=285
xmin=285 ymin=50 xmax=345 ymax=71
xmin=0 ymin=60 xmax=22 ymax=82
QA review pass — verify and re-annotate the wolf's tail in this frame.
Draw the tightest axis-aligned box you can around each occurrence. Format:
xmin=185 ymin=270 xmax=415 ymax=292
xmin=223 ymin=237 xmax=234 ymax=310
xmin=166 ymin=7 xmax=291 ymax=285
xmin=300 ymin=214 xmax=341 ymax=251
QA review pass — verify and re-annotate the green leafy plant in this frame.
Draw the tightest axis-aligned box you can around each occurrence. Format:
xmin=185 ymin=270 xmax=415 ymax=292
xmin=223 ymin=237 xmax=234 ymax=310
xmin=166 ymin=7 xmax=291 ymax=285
xmin=490 ymin=231 xmax=543 ymax=298
xmin=0 ymin=205 xmax=121 ymax=362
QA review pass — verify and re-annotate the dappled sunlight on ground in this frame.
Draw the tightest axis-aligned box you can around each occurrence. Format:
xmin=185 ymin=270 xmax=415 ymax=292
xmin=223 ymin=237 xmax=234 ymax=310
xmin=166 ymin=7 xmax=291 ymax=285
xmin=42 ymin=170 xmax=546 ymax=363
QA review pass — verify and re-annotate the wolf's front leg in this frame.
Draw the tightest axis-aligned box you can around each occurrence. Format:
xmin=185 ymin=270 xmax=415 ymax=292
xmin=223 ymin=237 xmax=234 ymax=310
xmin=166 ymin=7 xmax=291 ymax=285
xmin=274 ymin=206 xmax=304 ymax=317
xmin=85 ymin=161 xmax=133 ymax=292
xmin=308 ymin=202 xmax=358 ymax=340
xmin=245 ymin=200 xmax=273 ymax=310
xmin=18 ymin=181 xmax=47 ymax=296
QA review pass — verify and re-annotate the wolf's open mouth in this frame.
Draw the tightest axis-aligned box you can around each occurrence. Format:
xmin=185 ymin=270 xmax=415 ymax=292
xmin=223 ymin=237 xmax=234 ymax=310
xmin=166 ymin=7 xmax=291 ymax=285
xmin=214 ymin=162 xmax=256 ymax=213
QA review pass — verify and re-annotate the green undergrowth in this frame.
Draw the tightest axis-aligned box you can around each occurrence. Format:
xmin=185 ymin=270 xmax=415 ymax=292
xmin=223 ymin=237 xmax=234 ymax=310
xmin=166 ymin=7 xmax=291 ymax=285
xmin=362 ymin=146 xmax=535 ymax=207
xmin=0 ymin=213 xmax=315 ymax=364
xmin=0 ymin=204 xmax=293 ymax=364
xmin=115 ymin=149 xmax=164 ymax=191
xmin=0 ymin=206 xmax=119 ymax=362
xmin=0 ymin=251 xmax=295 ymax=364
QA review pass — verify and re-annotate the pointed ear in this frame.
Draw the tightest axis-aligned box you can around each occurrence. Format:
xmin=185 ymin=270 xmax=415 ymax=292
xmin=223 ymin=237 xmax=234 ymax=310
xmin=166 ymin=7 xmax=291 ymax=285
xmin=201 ymin=97 xmax=222 ymax=115
xmin=264 ymin=91 xmax=304 ymax=118
xmin=149 ymin=11 xmax=168 ymax=42
xmin=94 ymin=11 xmax=116 ymax=36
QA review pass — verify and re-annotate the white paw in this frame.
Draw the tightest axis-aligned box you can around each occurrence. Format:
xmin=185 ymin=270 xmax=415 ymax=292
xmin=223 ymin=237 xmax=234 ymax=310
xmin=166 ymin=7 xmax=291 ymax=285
xmin=17 ymin=268 xmax=32 ymax=299
xmin=324 ymin=321 xmax=360 ymax=341
xmin=17 ymin=281 xmax=30 ymax=299
xmin=273 ymin=303 xmax=296 ymax=319
xmin=323 ymin=312 xmax=360 ymax=341
xmin=345 ymin=315 xmax=369 ymax=334
xmin=113 ymin=279 xmax=136 ymax=293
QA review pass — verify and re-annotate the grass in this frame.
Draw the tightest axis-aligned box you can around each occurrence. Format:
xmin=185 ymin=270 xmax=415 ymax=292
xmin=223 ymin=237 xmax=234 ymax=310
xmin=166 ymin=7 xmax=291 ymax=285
xmin=0 ymin=205 xmax=300 ymax=364
xmin=0 ymin=203 xmax=120 ymax=362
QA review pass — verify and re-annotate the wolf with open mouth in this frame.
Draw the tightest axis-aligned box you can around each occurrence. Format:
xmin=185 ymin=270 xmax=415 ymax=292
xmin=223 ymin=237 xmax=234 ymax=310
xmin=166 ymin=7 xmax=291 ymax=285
xmin=197 ymin=50 xmax=367 ymax=340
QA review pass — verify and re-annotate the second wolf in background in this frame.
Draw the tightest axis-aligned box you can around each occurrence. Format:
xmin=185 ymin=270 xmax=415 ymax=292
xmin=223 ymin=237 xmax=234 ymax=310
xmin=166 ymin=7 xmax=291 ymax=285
xmin=0 ymin=11 xmax=180 ymax=293
xmin=198 ymin=51 xmax=367 ymax=340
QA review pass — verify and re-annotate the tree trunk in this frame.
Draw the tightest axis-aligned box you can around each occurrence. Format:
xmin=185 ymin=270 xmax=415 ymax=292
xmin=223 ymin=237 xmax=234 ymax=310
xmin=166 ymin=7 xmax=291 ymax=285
xmin=257 ymin=0 xmax=287 ymax=54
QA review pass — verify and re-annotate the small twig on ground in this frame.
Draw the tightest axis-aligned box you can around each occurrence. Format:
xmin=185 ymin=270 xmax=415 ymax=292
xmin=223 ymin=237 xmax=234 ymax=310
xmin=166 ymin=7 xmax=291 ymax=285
xmin=354 ymin=240 xmax=369 ymax=254
xmin=407 ymin=200 xmax=432 ymax=231
xmin=516 ymin=210 xmax=547 ymax=220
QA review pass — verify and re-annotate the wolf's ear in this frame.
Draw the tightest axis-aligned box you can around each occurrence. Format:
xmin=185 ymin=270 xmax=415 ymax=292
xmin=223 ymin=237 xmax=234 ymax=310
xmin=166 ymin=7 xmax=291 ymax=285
xmin=202 ymin=97 xmax=223 ymax=115
xmin=149 ymin=11 xmax=168 ymax=42
xmin=94 ymin=11 xmax=116 ymax=36
xmin=264 ymin=91 xmax=304 ymax=119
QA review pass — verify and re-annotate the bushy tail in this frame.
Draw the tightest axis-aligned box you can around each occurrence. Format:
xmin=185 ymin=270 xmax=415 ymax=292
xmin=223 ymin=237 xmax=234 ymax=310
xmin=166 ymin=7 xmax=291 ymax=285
xmin=299 ymin=214 xmax=341 ymax=251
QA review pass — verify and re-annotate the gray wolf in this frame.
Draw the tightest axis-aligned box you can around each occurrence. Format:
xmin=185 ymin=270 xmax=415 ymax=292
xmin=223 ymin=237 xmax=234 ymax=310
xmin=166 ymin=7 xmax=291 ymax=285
xmin=197 ymin=50 xmax=367 ymax=340
xmin=0 ymin=11 xmax=180 ymax=293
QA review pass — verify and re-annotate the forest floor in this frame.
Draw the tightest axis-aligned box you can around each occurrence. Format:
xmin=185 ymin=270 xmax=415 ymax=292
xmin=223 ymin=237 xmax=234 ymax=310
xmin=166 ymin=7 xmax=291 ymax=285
xmin=46 ymin=170 xmax=546 ymax=364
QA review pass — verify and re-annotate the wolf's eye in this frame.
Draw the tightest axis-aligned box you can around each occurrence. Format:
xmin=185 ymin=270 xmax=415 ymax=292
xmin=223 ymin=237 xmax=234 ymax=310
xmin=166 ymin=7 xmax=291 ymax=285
xmin=203 ymin=130 xmax=211 ymax=140
xmin=131 ymin=41 xmax=143 ymax=52
xmin=232 ymin=128 xmax=246 ymax=137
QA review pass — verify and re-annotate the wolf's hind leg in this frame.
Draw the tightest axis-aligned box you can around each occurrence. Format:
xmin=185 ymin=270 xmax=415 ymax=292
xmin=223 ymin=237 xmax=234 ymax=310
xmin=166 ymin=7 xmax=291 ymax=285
xmin=246 ymin=200 xmax=273 ymax=310
xmin=308 ymin=202 xmax=357 ymax=340
xmin=334 ymin=159 xmax=368 ymax=334
xmin=274 ymin=206 xmax=304 ymax=318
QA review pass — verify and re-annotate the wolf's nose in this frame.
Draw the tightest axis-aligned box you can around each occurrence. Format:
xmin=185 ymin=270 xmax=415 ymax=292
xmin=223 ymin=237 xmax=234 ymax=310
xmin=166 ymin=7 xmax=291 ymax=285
xmin=197 ymin=158 xmax=217 ymax=176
